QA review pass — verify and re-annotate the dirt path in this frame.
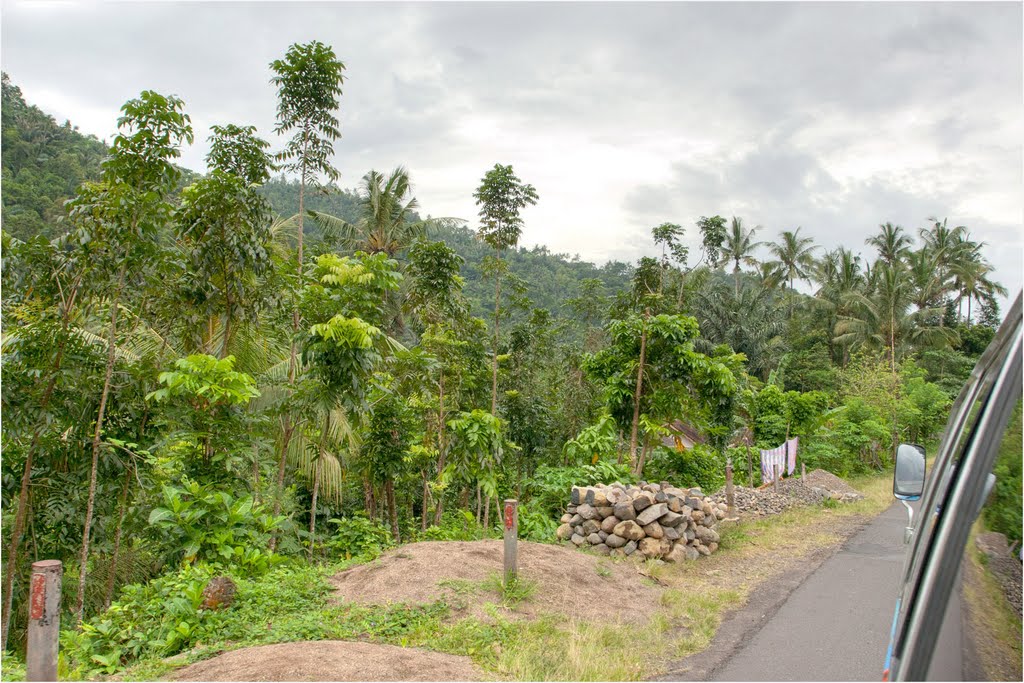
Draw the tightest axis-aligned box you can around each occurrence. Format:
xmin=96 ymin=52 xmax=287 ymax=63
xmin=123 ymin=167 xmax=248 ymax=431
xmin=169 ymin=641 xmax=486 ymax=682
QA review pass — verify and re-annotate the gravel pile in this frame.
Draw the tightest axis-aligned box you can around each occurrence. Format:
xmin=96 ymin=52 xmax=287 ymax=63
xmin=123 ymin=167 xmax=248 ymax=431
xmin=803 ymin=469 xmax=864 ymax=501
xmin=711 ymin=485 xmax=799 ymax=516
xmin=712 ymin=469 xmax=863 ymax=516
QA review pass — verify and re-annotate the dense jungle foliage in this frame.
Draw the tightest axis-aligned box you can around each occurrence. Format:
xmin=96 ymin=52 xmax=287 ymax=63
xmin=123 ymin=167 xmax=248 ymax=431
xmin=1 ymin=45 xmax=1019 ymax=673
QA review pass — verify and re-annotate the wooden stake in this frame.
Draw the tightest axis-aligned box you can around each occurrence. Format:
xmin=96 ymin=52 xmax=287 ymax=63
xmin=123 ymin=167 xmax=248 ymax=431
xmin=773 ymin=464 xmax=779 ymax=491
xmin=503 ymin=499 xmax=519 ymax=585
xmin=27 ymin=560 xmax=61 ymax=682
xmin=801 ymin=462 xmax=806 ymax=480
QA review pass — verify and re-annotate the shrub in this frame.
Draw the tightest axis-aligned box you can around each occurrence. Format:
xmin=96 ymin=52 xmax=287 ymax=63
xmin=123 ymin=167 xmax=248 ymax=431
xmin=643 ymin=444 xmax=724 ymax=492
xmin=524 ymin=461 xmax=634 ymax=516
xmin=420 ymin=509 xmax=489 ymax=542
xmin=325 ymin=515 xmax=393 ymax=559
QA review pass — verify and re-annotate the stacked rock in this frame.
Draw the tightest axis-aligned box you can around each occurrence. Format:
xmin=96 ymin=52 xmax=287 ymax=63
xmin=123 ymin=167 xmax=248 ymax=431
xmin=555 ymin=481 xmax=728 ymax=562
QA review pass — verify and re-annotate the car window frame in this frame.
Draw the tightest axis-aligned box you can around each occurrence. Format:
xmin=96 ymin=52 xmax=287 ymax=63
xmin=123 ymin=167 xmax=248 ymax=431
xmin=890 ymin=292 xmax=1023 ymax=681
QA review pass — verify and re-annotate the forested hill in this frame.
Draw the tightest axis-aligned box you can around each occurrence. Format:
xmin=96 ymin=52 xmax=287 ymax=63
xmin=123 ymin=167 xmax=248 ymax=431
xmin=258 ymin=175 xmax=633 ymax=319
xmin=2 ymin=74 xmax=630 ymax=319
xmin=1 ymin=73 xmax=108 ymax=240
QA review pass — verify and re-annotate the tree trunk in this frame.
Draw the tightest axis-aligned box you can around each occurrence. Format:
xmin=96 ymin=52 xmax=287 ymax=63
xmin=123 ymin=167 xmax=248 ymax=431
xmin=475 ymin=484 xmax=482 ymax=524
xmin=491 ymin=257 xmax=502 ymax=415
xmin=363 ymin=476 xmax=376 ymax=520
xmin=483 ymin=494 xmax=491 ymax=530
xmin=635 ymin=433 xmax=652 ymax=478
xmin=219 ymin=308 xmax=232 ymax=359
xmin=103 ymin=465 xmax=132 ymax=610
xmin=77 ymin=270 xmax=126 ymax=626
xmin=272 ymin=148 xmax=308 ymax=550
xmin=386 ymin=478 xmax=400 ymax=543
xmin=421 ymin=470 xmax=431 ymax=531
xmin=308 ymin=458 xmax=320 ymax=559
xmin=1 ymin=337 xmax=66 ymax=649
xmin=433 ymin=370 xmax=447 ymax=525
xmin=252 ymin=446 xmax=261 ymax=504
xmin=628 ymin=308 xmax=650 ymax=471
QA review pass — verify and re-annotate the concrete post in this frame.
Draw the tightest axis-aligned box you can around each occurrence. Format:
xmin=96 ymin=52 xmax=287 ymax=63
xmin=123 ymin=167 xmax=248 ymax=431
xmin=725 ymin=464 xmax=735 ymax=516
xmin=773 ymin=464 xmax=779 ymax=491
xmin=503 ymin=499 xmax=518 ymax=585
xmin=801 ymin=462 xmax=806 ymax=481
xmin=27 ymin=560 xmax=62 ymax=682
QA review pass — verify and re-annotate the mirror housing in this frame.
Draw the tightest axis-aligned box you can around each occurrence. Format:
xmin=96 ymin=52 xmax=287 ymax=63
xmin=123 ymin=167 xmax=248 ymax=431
xmin=894 ymin=443 xmax=926 ymax=501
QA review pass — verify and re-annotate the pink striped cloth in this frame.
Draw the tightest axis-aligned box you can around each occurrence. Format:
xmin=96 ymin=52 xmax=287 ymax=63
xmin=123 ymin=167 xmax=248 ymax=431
xmin=760 ymin=438 xmax=798 ymax=483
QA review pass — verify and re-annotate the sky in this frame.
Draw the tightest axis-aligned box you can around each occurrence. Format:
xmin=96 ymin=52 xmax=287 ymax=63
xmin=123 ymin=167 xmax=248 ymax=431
xmin=2 ymin=1 xmax=1022 ymax=306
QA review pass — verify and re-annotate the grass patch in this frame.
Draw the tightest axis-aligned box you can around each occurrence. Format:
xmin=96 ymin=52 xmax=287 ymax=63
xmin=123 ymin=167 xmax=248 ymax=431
xmin=0 ymin=653 xmax=26 ymax=682
xmin=962 ymin=521 xmax=1022 ymax=681
xmin=439 ymin=572 xmax=537 ymax=609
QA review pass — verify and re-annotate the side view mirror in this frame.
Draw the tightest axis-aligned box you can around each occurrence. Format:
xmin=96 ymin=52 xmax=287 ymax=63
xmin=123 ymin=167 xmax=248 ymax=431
xmin=894 ymin=443 xmax=926 ymax=501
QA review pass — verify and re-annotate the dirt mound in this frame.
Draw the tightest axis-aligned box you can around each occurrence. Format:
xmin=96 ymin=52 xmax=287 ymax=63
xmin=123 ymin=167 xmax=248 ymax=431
xmin=803 ymin=469 xmax=864 ymax=500
xmin=329 ymin=539 xmax=661 ymax=624
xmin=170 ymin=641 xmax=484 ymax=681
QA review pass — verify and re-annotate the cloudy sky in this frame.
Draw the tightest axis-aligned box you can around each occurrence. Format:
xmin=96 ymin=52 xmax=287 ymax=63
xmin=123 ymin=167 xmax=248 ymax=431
xmin=3 ymin=1 xmax=1021 ymax=304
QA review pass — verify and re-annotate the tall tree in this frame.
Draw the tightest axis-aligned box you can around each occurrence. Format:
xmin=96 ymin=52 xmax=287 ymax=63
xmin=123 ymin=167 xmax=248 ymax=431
xmin=866 ymin=222 xmax=912 ymax=267
xmin=473 ymin=163 xmax=538 ymax=414
xmin=718 ymin=216 xmax=764 ymax=296
xmin=268 ymin=41 xmax=346 ymax=546
xmin=767 ymin=227 xmax=818 ymax=317
xmin=176 ymin=125 xmax=274 ymax=356
xmin=69 ymin=90 xmax=193 ymax=625
xmin=310 ymin=166 xmax=460 ymax=256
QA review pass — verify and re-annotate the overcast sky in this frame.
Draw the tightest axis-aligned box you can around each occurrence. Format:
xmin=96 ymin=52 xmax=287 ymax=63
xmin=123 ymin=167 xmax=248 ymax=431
xmin=2 ymin=1 xmax=1021 ymax=305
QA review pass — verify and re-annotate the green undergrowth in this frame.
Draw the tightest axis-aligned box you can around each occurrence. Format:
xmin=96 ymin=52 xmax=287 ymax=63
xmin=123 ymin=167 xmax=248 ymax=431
xmin=68 ymin=470 xmax=896 ymax=682
xmin=75 ymin=550 xmax=743 ymax=683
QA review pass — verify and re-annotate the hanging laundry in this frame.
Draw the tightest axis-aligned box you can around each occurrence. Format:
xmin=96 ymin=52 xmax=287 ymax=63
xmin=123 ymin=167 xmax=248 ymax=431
xmin=786 ymin=437 xmax=798 ymax=476
xmin=760 ymin=442 xmax=787 ymax=483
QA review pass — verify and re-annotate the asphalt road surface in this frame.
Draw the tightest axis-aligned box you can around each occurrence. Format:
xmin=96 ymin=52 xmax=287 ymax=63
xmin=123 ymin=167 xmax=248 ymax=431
xmin=709 ymin=501 xmax=965 ymax=681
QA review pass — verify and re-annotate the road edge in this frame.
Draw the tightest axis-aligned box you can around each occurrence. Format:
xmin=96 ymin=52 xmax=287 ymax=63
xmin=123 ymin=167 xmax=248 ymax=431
xmin=653 ymin=514 xmax=875 ymax=682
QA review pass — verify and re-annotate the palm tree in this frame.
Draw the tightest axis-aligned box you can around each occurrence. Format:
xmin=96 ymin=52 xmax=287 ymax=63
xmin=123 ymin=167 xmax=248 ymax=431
xmin=946 ymin=232 xmax=1007 ymax=324
xmin=811 ymin=247 xmax=864 ymax=365
xmin=310 ymin=167 xmax=461 ymax=257
xmin=718 ymin=217 xmax=764 ymax=296
xmin=866 ymin=222 xmax=913 ymax=267
xmin=835 ymin=262 xmax=956 ymax=371
xmin=906 ymin=248 xmax=948 ymax=314
xmin=693 ymin=281 xmax=787 ymax=380
xmin=920 ymin=217 xmax=965 ymax=274
xmin=767 ymin=227 xmax=818 ymax=317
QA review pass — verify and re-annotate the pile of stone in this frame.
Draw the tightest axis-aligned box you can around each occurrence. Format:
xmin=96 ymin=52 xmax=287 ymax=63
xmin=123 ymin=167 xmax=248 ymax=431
xmin=711 ymin=485 xmax=796 ymax=516
xmin=555 ymin=481 xmax=727 ymax=562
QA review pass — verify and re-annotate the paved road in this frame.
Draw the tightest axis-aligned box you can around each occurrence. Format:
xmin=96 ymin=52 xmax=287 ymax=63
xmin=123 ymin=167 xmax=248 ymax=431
xmin=709 ymin=501 xmax=965 ymax=681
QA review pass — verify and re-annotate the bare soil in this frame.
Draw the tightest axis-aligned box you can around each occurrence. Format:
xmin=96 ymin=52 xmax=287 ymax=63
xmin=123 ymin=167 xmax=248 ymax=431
xmin=169 ymin=641 xmax=485 ymax=682
xmin=328 ymin=539 xmax=662 ymax=624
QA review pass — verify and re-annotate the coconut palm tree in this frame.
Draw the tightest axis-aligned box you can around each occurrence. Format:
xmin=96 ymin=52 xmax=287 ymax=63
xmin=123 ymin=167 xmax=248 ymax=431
xmin=767 ymin=227 xmax=818 ymax=317
xmin=310 ymin=166 xmax=461 ymax=257
xmin=946 ymin=232 xmax=1007 ymax=324
xmin=866 ymin=222 xmax=913 ymax=267
xmin=835 ymin=261 xmax=956 ymax=370
xmin=718 ymin=217 xmax=764 ymax=296
xmin=811 ymin=247 xmax=864 ymax=365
